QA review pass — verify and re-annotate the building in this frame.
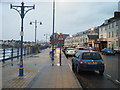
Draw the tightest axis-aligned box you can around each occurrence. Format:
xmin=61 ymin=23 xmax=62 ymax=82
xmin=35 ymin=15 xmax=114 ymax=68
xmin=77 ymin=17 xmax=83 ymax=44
xmin=64 ymin=27 xmax=99 ymax=48
xmin=118 ymin=1 xmax=120 ymax=11
xmin=118 ymin=14 xmax=120 ymax=53
xmin=94 ymin=24 xmax=108 ymax=51
xmin=94 ymin=12 xmax=120 ymax=51
xmin=64 ymin=35 xmax=73 ymax=47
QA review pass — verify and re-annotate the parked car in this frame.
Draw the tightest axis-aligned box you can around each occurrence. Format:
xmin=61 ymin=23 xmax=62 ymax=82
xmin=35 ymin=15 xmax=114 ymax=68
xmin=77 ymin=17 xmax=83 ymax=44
xmin=101 ymin=48 xmax=116 ymax=55
xmin=65 ymin=48 xmax=77 ymax=56
xmin=72 ymin=50 xmax=105 ymax=75
xmin=62 ymin=47 xmax=68 ymax=53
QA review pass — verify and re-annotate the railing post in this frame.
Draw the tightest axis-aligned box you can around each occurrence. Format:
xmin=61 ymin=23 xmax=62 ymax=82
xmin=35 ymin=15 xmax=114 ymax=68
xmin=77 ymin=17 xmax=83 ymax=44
xmin=3 ymin=49 xmax=5 ymax=64
xmin=59 ymin=47 xmax=62 ymax=66
xmin=24 ymin=47 xmax=26 ymax=56
xmin=17 ymin=48 xmax=19 ymax=59
xmin=11 ymin=48 xmax=13 ymax=61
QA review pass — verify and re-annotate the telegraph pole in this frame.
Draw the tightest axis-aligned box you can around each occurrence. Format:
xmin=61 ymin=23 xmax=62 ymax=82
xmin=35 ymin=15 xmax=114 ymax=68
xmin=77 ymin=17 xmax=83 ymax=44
xmin=10 ymin=2 xmax=35 ymax=76
xmin=30 ymin=20 xmax=42 ymax=44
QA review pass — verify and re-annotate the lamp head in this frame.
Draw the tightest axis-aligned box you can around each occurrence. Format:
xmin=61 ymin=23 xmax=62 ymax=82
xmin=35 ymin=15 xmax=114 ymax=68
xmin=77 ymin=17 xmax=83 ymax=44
xmin=30 ymin=22 xmax=32 ymax=25
xmin=40 ymin=22 xmax=42 ymax=25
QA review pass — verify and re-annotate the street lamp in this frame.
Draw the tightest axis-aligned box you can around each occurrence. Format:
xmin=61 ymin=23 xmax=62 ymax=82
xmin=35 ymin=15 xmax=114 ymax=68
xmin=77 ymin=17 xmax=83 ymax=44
xmin=30 ymin=20 xmax=42 ymax=44
xmin=51 ymin=0 xmax=55 ymax=65
xmin=44 ymin=34 xmax=50 ymax=45
xmin=10 ymin=2 xmax=35 ymax=76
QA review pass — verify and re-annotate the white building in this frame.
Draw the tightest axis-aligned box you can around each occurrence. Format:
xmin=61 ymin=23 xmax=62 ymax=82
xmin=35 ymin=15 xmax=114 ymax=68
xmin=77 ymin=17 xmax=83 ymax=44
xmin=118 ymin=1 xmax=120 ymax=11
xmin=64 ymin=27 xmax=99 ymax=48
xmin=95 ymin=12 xmax=120 ymax=51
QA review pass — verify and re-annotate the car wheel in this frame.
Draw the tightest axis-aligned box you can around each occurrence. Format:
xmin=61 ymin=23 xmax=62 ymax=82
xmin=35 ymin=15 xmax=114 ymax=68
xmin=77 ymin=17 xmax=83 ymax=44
xmin=76 ymin=65 xmax=80 ymax=74
xmin=66 ymin=55 xmax=68 ymax=58
xmin=99 ymin=70 xmax=104 ymax=75
xmin=72 ymin=62 xmax=75 ymax=71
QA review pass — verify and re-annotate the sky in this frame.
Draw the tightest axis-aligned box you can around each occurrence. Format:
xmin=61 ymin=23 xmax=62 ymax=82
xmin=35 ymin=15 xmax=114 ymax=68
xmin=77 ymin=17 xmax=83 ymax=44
xmin=0 ymin=0 xmax=119 ymax=42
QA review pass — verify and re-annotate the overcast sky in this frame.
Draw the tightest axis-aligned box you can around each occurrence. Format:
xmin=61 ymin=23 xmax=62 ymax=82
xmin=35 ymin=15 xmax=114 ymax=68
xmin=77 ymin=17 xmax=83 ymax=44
xmin=0 ymin=0 xmax=119 ymax=42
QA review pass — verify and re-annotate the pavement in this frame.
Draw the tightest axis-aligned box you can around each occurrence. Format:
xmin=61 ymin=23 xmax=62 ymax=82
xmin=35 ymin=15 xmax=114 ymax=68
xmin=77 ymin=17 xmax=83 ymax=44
xmin=2 ymin=48 xmax=82 ymax=89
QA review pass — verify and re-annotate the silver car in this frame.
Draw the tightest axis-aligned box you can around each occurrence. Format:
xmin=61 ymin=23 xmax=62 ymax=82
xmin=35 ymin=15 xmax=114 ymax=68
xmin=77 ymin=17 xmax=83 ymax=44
xmin=65 ymin=48 xmax=76 ymax=56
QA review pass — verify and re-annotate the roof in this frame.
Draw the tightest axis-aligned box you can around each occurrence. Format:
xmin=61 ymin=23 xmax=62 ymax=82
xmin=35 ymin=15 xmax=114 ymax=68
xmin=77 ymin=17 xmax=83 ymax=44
xmin=87 ymin=35 xmax=98 ymax=40
xmin=100 ymin=16 xmax=120 ymax=27
xmin=77 ymin=50 xmax=98 ymax=53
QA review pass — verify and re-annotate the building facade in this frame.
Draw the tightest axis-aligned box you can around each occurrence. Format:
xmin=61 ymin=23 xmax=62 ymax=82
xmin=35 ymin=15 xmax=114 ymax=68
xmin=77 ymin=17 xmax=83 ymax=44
xmin=95 ymin=12 xmax=120 ymax=51
xmin=64 ymin=12 xmax=120 ymax=52
xmin=64 ymin=27 xmax=99 ymax=48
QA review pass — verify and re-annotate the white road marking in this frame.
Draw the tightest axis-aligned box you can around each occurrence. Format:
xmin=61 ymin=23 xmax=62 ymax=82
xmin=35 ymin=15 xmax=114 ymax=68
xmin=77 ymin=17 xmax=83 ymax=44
xmin=106 ymin=74 xmax=111 ymax=78
xmin=68 ymin=63 xmax=72 ymax=71
xmin=68 ymin=62 xmax=82 ymax=88
xmin=115 ymin=80 xmax=120 ymax=84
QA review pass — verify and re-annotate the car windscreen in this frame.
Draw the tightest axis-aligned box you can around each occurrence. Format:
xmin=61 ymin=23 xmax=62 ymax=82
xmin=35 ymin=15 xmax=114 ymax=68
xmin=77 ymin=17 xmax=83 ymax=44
xmin=67 ymin=48 xmax=74 ymax=50
xmin=106 ymin=49 xmax=113 ymax=51
xmin=82 ymin=52 xmax=102 ymax=60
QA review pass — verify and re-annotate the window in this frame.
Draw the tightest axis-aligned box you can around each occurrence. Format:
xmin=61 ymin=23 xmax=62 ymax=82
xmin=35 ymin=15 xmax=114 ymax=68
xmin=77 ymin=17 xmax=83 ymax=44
xmin=82 ymin=52 xmax=102 ymax=60
xmin=116 ymin=41 xmax=118 ymax=46
xmin=109 ymin=24 xmax=110 ymax=29
xmin=114 ymin=22 xmax=116 ymax=26
xmin=109 ymin=32 xmax=111 ymax=38
xmin=116 ymin=30 xmax=118 ymax=37
xmin=111 ymin=23 xmax=112 ymax=28
xmin=101 ymin=27 xmax=103 ymax=32
xmin=116 ymin=22 xmax=118 ymax=26
xmin=101 ymin=35 xmax=103 ymax=38
xmin=75 ymin=52 xmax=80 ymax=58
xmin=112 ymin=31 xmax=114 ymax=37
xmin=109 ymin=44 xmax=111 ymax=48
xmin=103 ymin=27 xmax=105 ymax=31
xmin=112 ymin=23 xmax=114 ymax=28
xmin=105 ymin=26 xmax=107 ymax=30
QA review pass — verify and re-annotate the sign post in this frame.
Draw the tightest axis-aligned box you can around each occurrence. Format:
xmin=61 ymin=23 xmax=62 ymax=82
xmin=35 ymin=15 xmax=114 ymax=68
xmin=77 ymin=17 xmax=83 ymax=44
xmin=57 ymin=33 xmax=64 ymax=66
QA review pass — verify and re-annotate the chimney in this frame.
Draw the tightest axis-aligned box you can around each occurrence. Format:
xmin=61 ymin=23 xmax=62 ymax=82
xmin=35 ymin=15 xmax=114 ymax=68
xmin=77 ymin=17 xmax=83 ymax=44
xmin=114 ymin=12 xmax=120 ymax=18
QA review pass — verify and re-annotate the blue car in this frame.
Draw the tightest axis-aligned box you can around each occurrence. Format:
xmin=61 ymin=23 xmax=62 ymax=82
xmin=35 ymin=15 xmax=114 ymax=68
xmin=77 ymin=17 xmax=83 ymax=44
xmin=72 ymin=50 xmax=105 ymax=75
xmin=101 ymin=48 xmax=116 ymax=55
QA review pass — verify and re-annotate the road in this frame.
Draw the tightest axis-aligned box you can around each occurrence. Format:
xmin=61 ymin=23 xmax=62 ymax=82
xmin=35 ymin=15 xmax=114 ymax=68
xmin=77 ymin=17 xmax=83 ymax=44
xmin=66 ymin=53 xmax=120 ymax=88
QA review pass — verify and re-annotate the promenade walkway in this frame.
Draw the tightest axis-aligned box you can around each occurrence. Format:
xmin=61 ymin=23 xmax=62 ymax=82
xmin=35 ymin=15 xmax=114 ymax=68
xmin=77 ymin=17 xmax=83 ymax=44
xmin=2 ymin=48 xmax=82 ymax=89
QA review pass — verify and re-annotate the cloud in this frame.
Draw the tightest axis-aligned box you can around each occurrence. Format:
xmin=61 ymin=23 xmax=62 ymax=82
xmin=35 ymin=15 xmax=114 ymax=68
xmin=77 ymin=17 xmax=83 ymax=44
xmin=55 ymin=2 xmax=118 ymax=34
xmin=1 ymin=1 xmax=118 ymax=41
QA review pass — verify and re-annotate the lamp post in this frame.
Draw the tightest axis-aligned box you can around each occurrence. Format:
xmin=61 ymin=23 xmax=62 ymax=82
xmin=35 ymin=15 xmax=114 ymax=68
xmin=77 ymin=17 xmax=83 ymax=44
xmin=52 ymin=0 xmax=55 ymax=65
xmin=30 ymin=20 xmax=42 ymax=44
xmin=10 ymin=2 xmax=35 ymax=76
xmin=44 ymin=34 xmax=50 ymax=45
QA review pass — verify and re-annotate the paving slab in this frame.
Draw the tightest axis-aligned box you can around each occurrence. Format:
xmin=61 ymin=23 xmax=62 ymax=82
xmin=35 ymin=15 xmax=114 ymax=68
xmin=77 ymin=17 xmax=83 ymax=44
xmin=2 ymin=48 xmax=82 ymax=89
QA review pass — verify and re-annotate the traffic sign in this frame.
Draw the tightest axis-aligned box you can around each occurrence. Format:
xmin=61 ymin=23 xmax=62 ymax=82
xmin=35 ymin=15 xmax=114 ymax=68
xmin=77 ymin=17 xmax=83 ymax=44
xmin=57 ymin=33 xmax=64 ymax=41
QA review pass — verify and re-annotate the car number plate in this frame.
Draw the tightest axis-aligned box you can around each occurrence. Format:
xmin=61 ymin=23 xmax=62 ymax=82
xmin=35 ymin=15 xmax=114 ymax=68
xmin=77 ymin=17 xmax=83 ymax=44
xmin=88 ymin=62 xmax=97 ymax=64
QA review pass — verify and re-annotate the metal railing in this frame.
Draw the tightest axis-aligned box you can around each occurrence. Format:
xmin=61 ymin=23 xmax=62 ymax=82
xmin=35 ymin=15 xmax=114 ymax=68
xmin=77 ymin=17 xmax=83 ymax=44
xmin=0 ymin=47 xmax=26 ymax=64
xmin=0 ymin=45 xmax=50 ymax=64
